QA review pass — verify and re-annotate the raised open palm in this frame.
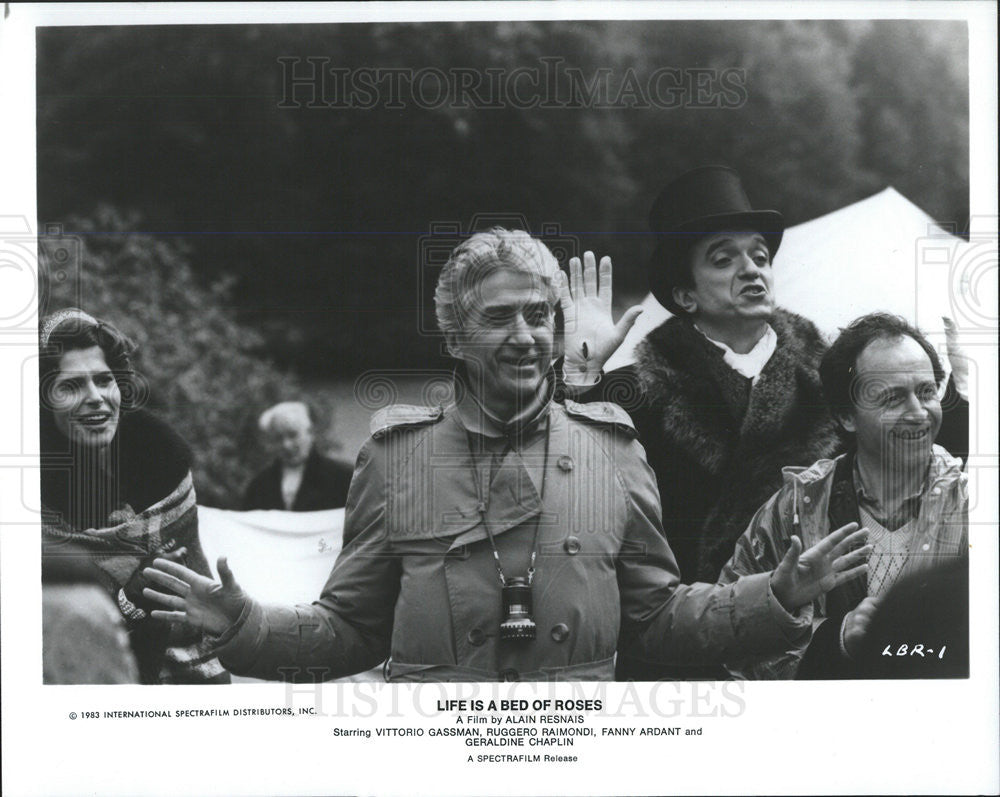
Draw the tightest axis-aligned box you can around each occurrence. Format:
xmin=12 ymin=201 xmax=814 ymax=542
xmin=557 ymin=251 xmax=643 ymax=385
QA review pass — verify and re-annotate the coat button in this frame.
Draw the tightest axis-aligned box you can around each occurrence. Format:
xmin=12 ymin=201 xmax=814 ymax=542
xmin=802 ymin=496 xmax=811 ymax=504
xmin=564 ymin=536 xmax=581 ymax=555
xmin=557 ymin=455 xmax=574 ymax=472
xmin=499 ymin=668 xmax=519 ymax=682
xmin=467 ymin=628 xmax=486 ymax=646
xmin=551 ymin=623 xmax=570 ymax=643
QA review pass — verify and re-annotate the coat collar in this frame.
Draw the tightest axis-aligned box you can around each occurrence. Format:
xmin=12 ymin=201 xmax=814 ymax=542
xmin=634 ymin=308 xmax=829 ymax=474
xmin=386 ymin=405 xmax=574 ymax=550
xmin=453 ymin=367 xmax=555 ymax=443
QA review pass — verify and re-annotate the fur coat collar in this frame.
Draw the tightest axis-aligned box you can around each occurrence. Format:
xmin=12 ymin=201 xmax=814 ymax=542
xmin=634 ymin=308 xmax=842 ymax=578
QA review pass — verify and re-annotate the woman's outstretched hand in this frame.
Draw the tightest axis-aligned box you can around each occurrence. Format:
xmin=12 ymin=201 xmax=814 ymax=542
xmin=143 ymin=556 xmax=248 ymax=636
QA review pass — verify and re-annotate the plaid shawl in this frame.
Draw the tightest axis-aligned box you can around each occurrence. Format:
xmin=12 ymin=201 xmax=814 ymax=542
xmin=42 ymin=472 xmax=229 ymax=684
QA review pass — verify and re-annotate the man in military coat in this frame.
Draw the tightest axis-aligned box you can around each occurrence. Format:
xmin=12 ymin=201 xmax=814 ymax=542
xmin=143 ymin=228 xmax=869 ymax=682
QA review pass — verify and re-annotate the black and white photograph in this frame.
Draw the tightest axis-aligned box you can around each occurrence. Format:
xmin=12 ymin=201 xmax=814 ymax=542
xmin=1 ymin=2 xmax=997 ymax=795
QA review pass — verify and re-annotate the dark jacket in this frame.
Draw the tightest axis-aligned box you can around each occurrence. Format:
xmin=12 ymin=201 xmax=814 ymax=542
xmin=40 ymin=408 xmax=229 ymax=684
xmin=40 ymin=408 xmax=192 ymax=532
xmin=242 ymin=447 xmax=354 ymax=511
xmin=587 ymin=309 xmax=842 ymax=585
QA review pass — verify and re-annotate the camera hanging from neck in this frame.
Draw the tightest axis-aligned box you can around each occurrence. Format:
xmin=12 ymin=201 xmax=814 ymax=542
xmin=467 ymin=415 xmax=552 ymax=641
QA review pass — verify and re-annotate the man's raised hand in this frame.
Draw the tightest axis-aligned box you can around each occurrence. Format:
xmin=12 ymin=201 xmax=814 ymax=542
xmin=143 ymin=556 xmax=248 ymax=636
xmin=770 ymin=523 xmax=871 ymax=612
xmin=943 ymin=316 xmax=970 ymax=399
xmin=557 ymin=251 xmax=643 ymax=386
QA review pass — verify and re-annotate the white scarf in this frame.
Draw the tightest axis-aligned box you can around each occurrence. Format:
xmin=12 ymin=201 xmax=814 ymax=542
xmin=696 ymin=323 xmax=777 ymax=384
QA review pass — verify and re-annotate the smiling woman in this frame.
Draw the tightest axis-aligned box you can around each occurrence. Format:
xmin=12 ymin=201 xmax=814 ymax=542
xmin=40 ymin=309 xmax=150 ymax=529
xmin=39 ymin=309 xmax=229 ymax=684
xmin=48 ymin=344 xmax=122 ymax=449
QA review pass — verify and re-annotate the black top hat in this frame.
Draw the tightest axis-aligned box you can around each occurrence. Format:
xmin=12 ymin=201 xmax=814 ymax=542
xmin=647 ymin=165 xmax=784 ymax=314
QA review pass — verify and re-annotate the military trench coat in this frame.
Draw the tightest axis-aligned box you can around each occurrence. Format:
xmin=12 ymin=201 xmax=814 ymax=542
xmin=214 ymin=395 xmax=810 ymax=682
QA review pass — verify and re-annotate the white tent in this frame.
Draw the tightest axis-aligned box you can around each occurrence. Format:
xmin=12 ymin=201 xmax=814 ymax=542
xmin=605 ymin=187 xmax=975 ymax=371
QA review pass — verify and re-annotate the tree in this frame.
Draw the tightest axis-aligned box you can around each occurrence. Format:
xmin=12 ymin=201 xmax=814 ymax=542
xmin=36 ymin=20 xmax=971 ymax=376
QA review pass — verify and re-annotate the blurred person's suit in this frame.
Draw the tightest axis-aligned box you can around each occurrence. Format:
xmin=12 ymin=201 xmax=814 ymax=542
xmin=242 ymin=447 xmax=353 ymax=511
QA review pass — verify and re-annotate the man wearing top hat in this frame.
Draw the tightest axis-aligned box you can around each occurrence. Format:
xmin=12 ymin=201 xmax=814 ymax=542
xmin=565 ymin=166 xmax=840 ymax=586
xmin=559 ymin=165 xmax=968 ymax=680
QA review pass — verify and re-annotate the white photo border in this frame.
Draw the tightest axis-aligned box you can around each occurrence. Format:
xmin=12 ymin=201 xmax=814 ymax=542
xmin=1 ymin=3 xmax=997 ymax=796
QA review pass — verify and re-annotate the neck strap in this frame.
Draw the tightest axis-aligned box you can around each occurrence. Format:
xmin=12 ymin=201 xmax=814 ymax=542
xmin=467 ymin=415 xmax=552 ymax=586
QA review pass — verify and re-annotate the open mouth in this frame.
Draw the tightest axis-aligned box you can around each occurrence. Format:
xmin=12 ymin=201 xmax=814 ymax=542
xmin=75 ymin=412 xmax=113 ymax=428
xmin=498 ymin=355 xmax=539 ymax=369
xmin=740 ymin=284 xmax=767 ymax=297
xmin=892 ymin=427 xmax=930 ymax=441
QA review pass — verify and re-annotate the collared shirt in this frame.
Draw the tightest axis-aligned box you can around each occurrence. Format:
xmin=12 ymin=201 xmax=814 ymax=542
xmin=853 ymin=455 xmax=934 ymax=598
xmin=853 ymin=457 xmax=931 ymax=531
xmin=454 ymin=373 xmax=553 ymax=441
xmin=280 ymin=464 xmax=305 ymax=510
xmin=695 ymin=323 xmax=778 ymax=383
xmin=453 ymin=371 xmax=554 ymax=496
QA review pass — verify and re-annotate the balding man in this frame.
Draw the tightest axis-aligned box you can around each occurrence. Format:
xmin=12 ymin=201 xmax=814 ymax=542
xmin=242 ymin=401 xmax=353 ymax=511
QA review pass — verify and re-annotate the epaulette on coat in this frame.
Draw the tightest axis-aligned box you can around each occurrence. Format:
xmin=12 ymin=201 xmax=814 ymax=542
xmin=563 ymin=399 xmax=637 ymax=438
xmin=370 ymin=404 xmax=446 ymax=439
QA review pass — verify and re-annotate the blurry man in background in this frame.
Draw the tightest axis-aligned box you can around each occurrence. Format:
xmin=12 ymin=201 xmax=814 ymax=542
xmin=242 ymin=401 xmax=353 ymax=511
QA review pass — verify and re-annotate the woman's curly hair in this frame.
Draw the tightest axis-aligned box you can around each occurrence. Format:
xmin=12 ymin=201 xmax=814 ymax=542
xmin=39 ymin=309 xmax=140 ymax=411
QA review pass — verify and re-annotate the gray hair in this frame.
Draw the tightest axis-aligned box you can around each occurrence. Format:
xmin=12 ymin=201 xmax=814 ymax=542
xmin=434 ymin=228 xmax=560 ymax=343
xmin=258 ymin=401 xmax=312 ymax=433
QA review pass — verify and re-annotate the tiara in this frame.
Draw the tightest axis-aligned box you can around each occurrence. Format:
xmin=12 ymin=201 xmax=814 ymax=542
xmin=39 ymin=308 xmax=99 ymax=348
